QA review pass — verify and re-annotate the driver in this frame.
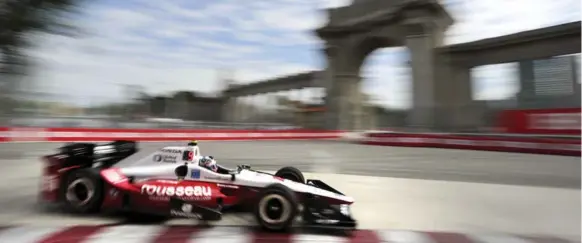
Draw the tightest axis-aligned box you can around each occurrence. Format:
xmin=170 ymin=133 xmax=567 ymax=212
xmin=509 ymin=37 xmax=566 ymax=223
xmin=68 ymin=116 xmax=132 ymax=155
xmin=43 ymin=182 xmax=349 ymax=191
xmin=199 ymin=156 xmax=218 ymax=172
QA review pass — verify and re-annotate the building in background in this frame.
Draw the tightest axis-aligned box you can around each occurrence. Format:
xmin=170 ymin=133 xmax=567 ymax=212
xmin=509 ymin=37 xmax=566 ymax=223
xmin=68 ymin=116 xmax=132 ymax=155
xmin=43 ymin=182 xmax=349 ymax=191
xmin=517 ymin=55 xmax=581 ymax=109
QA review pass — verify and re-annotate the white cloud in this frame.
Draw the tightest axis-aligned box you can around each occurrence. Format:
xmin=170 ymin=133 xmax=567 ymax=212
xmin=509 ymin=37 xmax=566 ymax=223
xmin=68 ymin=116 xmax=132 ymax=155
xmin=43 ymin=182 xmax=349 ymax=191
xmin=318 ymin=0 xmax=352 ymax=8
xmin=22 ymin=0 xmax=580 ymax=110
xmin=254 ymin=5 xmax=324 ymax=32
xmin=445 ymin=0 xmax=581 ymax=44
xmin=471 ymin=64 xmax=518 ymax=100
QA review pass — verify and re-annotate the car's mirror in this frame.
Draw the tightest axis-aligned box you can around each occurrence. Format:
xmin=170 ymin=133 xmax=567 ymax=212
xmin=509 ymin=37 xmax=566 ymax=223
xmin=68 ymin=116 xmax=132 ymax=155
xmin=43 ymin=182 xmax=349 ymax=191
xmin=237 ymin=164 xmax=250 ymax=172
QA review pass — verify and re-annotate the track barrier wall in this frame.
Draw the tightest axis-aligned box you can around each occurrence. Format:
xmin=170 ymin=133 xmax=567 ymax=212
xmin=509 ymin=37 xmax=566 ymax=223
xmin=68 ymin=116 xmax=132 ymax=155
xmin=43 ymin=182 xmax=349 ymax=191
xmin=361 ymin=132 xmax=581 ymax=156
xmin=0 ymin=127 xmax=579 ymax=156
xmin=496 ymin=108 xmax=581 ymax=136
xmin=0 ymin=127 xmax=342 ymax=142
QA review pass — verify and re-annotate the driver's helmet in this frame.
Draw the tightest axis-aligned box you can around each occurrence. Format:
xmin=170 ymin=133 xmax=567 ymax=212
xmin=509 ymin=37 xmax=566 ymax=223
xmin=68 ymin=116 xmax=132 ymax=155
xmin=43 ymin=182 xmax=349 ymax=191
xmin=199 ymin=156 xmax=217 ymax=172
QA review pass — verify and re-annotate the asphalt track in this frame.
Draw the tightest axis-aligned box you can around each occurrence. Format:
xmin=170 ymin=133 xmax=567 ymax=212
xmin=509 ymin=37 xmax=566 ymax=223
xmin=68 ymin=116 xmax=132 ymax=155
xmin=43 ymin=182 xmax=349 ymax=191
xmin=3 ymin=140 xmax=579 ymax=188
xmin=0 ymin=141 xmax=579 ymax=241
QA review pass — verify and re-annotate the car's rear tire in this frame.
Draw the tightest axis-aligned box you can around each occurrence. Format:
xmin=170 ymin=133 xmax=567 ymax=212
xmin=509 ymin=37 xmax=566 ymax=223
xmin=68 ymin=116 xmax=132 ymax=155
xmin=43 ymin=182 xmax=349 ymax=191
xmin=60 ymin=168 xmax=104 ymax=214
xmin=275 ymin=166 xmax=305 ymax=184
xmin=254 ymin=184 xmax=299 ymax=232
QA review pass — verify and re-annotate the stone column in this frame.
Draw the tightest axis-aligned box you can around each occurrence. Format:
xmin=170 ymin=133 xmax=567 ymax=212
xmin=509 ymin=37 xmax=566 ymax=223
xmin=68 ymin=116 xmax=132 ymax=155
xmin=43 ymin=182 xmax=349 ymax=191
xmin=352 ymin=76 xmax=364 ymax=131
xmin=449 ymin=65 xmax=476 ymax=131
xmin=322 ymin=45 xmax=339 ymax=130
xmin=322 ymin=44 xmax=363 ymax=131
xmin=404 ymin=23 xmax=439 ymax=130
xmin=325 ymin=73 xmax=361 ymax=130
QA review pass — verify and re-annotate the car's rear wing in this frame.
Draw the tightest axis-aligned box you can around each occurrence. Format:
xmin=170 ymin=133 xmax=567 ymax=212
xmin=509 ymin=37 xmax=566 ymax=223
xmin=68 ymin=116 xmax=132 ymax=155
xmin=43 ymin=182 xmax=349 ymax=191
xmin=52 ymin=140 xmax=138 ymax=168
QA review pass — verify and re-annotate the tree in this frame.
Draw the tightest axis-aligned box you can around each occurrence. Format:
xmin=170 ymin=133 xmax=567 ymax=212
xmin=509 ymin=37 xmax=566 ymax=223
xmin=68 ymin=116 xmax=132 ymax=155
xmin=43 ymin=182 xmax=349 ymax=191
xmin=0 ymin=0 xmax=84 ymax=122
xmin=0 ymin=0 xmax=82 ymax=72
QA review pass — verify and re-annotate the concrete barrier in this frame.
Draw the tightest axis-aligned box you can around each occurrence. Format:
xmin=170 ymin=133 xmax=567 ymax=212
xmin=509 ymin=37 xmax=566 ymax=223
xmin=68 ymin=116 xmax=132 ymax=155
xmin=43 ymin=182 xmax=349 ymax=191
xmin=0 ymin=127 xmax=342 ymax=142
xmin=360 ymin=132 xmax=581 ymax=156
xmin=1 ymin=127 xmax=579 ymax=156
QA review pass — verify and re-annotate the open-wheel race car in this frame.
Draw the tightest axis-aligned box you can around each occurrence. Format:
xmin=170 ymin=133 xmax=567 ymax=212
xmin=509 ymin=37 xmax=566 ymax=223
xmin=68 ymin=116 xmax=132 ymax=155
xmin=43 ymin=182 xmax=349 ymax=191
xmin=40 ymin=140 xmax=357 ymax=231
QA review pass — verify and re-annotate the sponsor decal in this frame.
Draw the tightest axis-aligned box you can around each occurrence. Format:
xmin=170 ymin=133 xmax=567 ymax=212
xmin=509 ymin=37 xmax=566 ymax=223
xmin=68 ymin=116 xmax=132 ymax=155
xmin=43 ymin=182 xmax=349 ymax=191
xmin=528 ymin=113 xmax=581 ymax=130
xmin=203 ymin=176 xmax=229 ymax=181
xmin=191 ymin=169 xmax=200 ymax=179
xmin=140 ymin=184 xmax=212 ymax=201
xmin=183 ymin=151 xmax=195 ymax=161
xmin=154 ymin=180 xmax=179 ymax=184
xmin=153 ymin=154 xmax=177 ymax=163
xmin=170 ymin=209 xmax=202 ymax=219
xmin=217 ymin=184 xmax=239 ymax=189
xmin=161 ymin=148 xmax=182 ymax=153
xmin=169 ymin=204 xmax=201 ymax=219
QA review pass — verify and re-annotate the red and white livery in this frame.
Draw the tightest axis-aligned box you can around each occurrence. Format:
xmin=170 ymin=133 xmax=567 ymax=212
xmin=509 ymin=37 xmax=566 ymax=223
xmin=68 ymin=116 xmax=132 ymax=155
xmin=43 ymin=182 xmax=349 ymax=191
xmin=40 ymin=140 xmax=357 ymax=232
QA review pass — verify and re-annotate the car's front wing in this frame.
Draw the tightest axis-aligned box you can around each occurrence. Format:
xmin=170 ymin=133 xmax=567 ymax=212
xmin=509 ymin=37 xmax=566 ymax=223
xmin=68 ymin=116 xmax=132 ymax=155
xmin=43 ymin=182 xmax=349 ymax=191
xmin=301 ymin=194 xmax=357 ymax=230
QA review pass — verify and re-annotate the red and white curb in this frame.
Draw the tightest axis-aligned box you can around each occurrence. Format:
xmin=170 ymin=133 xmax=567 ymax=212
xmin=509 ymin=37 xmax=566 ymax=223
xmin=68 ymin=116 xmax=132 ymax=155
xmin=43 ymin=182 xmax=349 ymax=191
xmin=0 ymin=225 xmax=575 ymax=243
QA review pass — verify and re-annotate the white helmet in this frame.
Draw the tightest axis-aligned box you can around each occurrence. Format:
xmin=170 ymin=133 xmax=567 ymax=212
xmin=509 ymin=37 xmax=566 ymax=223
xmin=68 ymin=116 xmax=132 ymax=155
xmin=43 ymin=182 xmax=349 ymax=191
xmin=199 ymin=156 xmax=217 ymax=172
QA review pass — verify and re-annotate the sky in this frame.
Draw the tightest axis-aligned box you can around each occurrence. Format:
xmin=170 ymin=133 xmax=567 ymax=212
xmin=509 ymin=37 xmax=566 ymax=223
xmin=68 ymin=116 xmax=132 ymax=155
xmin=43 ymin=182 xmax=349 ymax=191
xmin=23 ymin=0 xmax=581 ymax=109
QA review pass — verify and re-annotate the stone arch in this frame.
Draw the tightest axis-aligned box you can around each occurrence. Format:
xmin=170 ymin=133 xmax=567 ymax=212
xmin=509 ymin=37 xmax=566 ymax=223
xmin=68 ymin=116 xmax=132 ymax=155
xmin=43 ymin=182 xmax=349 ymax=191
xmin=351 ymin=35 xmax=401 ymax=75
xmin=316 ymin=0 xmax=454 ymax=130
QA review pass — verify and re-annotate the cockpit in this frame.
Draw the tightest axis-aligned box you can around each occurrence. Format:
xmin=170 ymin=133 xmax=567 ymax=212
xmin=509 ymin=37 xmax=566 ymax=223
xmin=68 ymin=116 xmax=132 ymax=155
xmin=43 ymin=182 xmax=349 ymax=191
xmin=183 ymin=152 xmax=236 ymax=175
xmin=179 ymin=141 xmax=243 ymax=175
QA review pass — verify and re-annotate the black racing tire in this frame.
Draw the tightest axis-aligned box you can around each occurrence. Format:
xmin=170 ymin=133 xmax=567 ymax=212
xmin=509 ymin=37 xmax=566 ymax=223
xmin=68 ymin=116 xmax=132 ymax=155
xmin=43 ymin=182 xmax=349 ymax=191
xmin=274 ymin=166 xmax=305 ymax=184
xmin=254 ymin=184 xmax=299 ymax=232
xmin=60 ymin=168 xmax=104 ymax=214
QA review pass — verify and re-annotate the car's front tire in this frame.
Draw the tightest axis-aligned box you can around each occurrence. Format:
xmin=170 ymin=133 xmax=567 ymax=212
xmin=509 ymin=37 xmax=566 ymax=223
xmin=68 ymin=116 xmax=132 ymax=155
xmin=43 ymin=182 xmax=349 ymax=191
xmin=275 ymin=166 xmax=305 ymax=184
xmin=60 ymin=168 xmax=104 ymax=214
xmin=254 ymin=184 xmax=299 ymax=232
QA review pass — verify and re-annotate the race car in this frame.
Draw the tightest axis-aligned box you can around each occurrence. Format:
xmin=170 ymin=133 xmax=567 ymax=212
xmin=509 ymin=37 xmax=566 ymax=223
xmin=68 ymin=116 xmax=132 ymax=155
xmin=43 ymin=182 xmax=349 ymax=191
xmin=40 ymin=140 xmax=357 ymax=232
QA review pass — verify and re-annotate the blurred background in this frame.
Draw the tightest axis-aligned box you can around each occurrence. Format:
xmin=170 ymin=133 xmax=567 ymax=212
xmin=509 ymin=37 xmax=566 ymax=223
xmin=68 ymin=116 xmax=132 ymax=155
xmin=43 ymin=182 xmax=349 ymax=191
xmin=0 ymin=1 xmax=579 ymax=241
xmin=0 ymin=0 xmax=579 ymax=132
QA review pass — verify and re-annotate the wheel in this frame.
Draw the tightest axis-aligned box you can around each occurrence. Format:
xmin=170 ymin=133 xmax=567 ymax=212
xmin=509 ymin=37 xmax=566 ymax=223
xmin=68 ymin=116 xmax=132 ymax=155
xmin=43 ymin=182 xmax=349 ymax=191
xmin=60 ymin=168 xmax=104 ymax=214
xmin=275 ymin=166 xmax=305 ymax=184
xmin=254 ymin=184 xmax=299 ymax=232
